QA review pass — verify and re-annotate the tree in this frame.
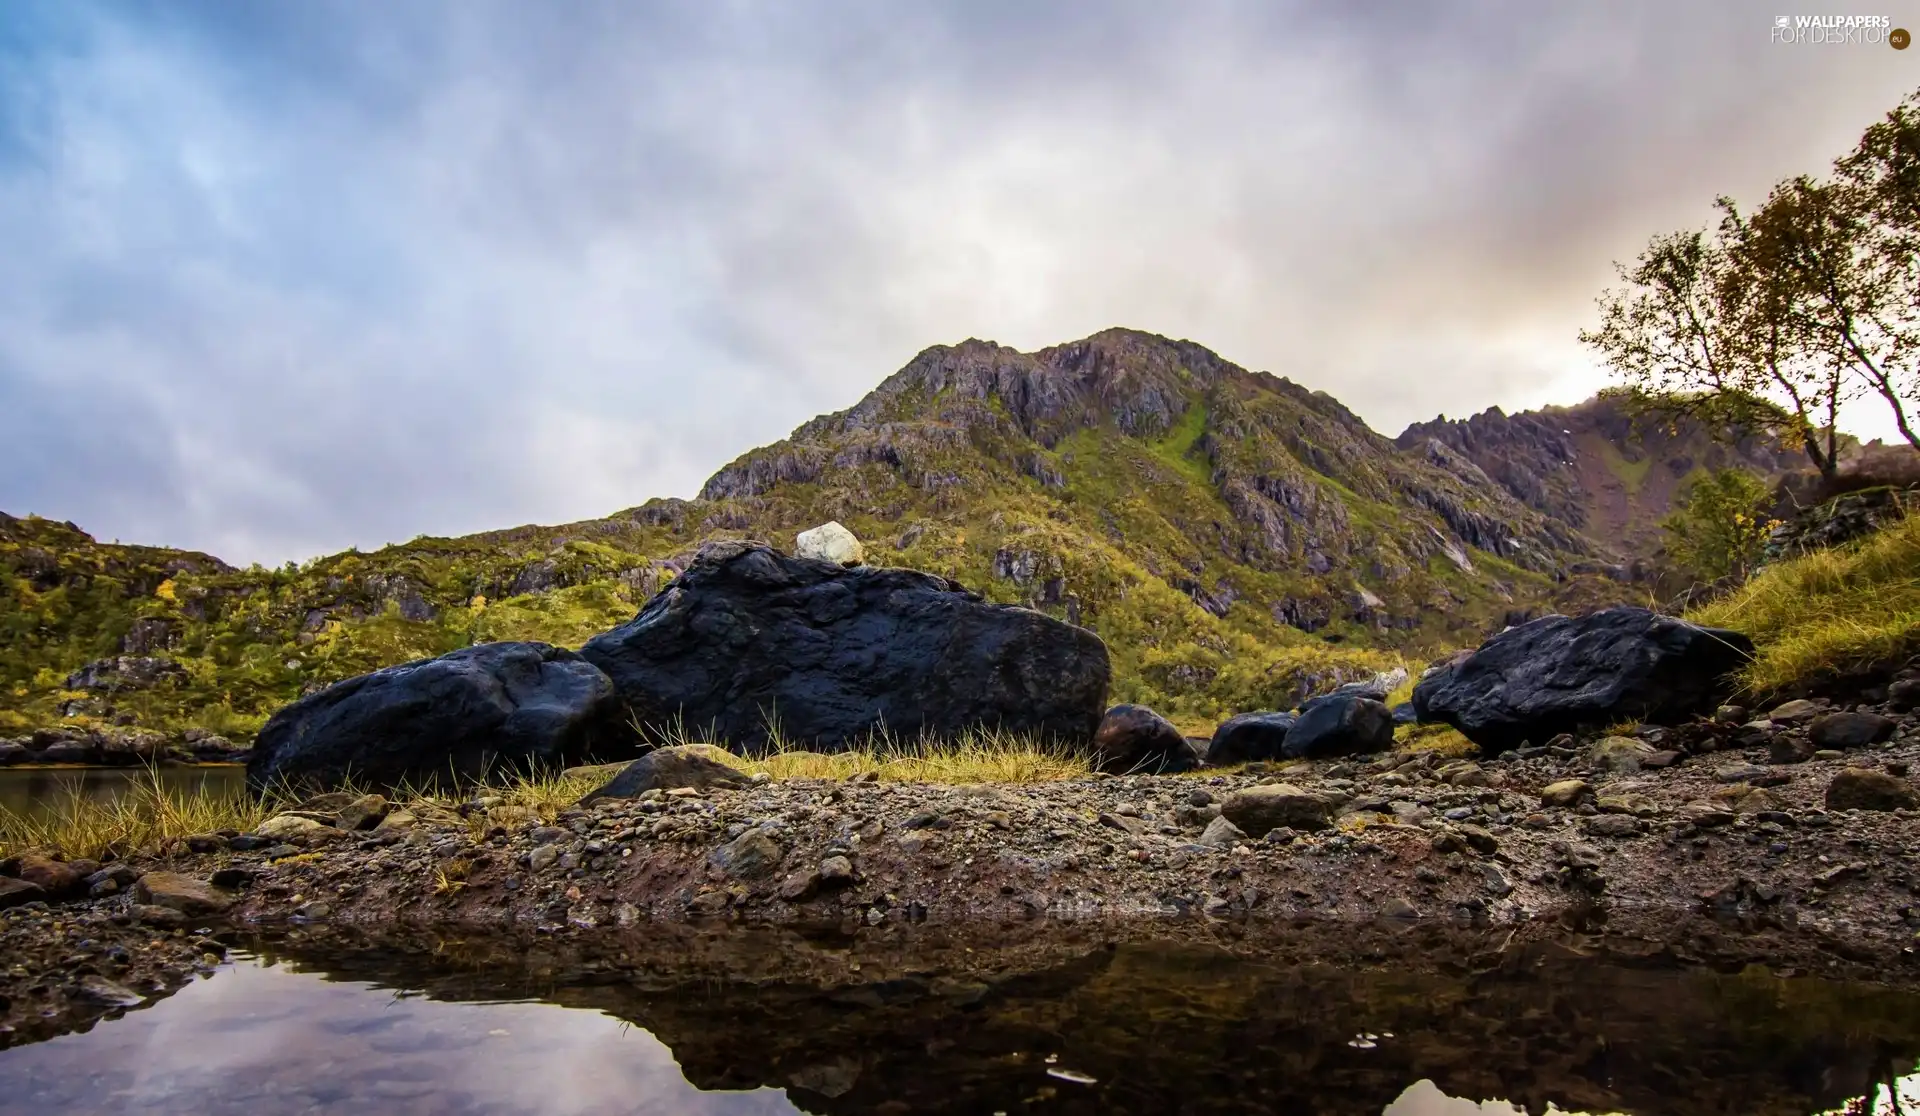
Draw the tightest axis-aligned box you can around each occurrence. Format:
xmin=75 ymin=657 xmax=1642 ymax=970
xmin=1660 ymin=468 xmax=1778 ymax=583
xmin=1585 ymin=86 xmax=1920 ymax=471
xmin=1580 ymin=222 xmax=1843 ymax=479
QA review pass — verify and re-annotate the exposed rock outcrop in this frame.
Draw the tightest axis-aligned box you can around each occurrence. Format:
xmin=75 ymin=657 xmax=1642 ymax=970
xmin=247 ymin=641 xmax=636 ymax=792
xmin=1411 ymin=607 xmax=1753 ymax=754
xmin=580 ymin=543 xmax=1110 ymax=753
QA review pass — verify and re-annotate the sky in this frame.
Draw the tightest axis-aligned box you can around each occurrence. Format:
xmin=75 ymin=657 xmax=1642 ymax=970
xmin=3 ymin=1 xmax=1918 ymax=565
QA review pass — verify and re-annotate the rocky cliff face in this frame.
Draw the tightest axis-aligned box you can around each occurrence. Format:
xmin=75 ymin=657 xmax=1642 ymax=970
xmin=4 ymin=329 xmax=1780 ymax=736
xmin=1397 ymin=395 xmax=1806 ymax=559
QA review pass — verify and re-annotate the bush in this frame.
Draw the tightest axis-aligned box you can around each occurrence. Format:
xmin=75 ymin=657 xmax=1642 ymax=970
xmin=1662 ymin=468 xmax=1778 ymax=583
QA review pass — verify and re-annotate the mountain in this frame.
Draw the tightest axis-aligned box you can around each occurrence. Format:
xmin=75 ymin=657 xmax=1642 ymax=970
xmin=0 ymin=328 xmax=1777 ymax=738
xmin=1398 ymin=395 xmax=1807 ymax=560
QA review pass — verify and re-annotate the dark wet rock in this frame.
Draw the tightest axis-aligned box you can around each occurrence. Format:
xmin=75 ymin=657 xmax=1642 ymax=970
xmin=0 ymin=878 xmax=45 ymax=909
xmin=13 ymin=856 xmax=80 ymax=898
xmin=1203 ymin=712 xmax=1296 ymax=766
xmin=580 ymin=543 xmax=1110 ymax=753
xmin=1221 ymin=783 xmax=1332 ymax=836
xmin=0 ymin=743 xmax=24 ymax=766
xmin=1282 ymin=695 xmax=1394 ymax=760
xmin=1410 ymin=607 xmax=1752 ymax=754
xmin=132 ymin=873 xmax=232 ymax=917
xmin=1770 ymin=736 xmax=1815 ymax=765
xmin=1809 ymin=712 xmax=1898 ymax=751
xmin=580 ymin=744 xmax=754 ymax=803
xmin=1825 ymin=768 xmax=1919 ymax=812
xmin=1891 ymin=677 xmax=1920 ymax=711
xmin=1390 ymin=702 xmax=1419 ymax=725
xmin=1092 ymin=705 xmax=1197 ymax=774
xmin=248 ymin=641 xmax=637 ymax=793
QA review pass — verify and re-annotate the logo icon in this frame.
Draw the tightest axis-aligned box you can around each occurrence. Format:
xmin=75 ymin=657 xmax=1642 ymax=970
xmin=1775 ymin=15 xmax=1791 ymax=28
xmin=1893 ymin=27 xmax=1912 ymax=48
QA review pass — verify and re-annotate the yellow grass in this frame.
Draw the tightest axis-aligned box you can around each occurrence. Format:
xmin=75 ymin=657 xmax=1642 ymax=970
xmin=1689 ymin=511 xmax=1920 ymax=695
xmin=0 ymin=767 xmax=272 ymax=862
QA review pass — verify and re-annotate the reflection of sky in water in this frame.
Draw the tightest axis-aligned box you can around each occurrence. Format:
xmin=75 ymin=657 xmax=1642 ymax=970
xmin=0 ymin=960 xmax=799 ymax=1115
xmin=1382 ymin=1079 xmax=1616 ymax=1115
xmin=1 ymin=957 xmax=1905 ymax=1116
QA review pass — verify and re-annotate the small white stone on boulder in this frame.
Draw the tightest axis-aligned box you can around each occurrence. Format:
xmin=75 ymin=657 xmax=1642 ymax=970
xmin=795 ymin=521 xmax=865 ymax=566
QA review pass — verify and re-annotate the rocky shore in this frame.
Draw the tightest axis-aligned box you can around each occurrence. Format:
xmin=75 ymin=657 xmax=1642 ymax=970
xmin=0 ymin=725 xmax=249 ymax=767
xmin=6 ymin=690 xmax=1920 ymax=1050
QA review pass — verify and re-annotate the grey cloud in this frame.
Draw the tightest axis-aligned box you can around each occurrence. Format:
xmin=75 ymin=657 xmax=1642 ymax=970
xmin=3 ymin=0 xmax=1917 ymax=563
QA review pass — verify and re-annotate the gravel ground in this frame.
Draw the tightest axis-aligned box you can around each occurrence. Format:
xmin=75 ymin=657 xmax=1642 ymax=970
xmin=5 ymin=694 xmax=1920 ymax=1048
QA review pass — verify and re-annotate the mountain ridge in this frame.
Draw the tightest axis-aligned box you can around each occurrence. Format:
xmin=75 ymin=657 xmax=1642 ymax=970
xmin=1 ymin=328 xmax=1791 ymax=737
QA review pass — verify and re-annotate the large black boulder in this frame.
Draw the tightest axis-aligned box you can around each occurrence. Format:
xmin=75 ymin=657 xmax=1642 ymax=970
xmin=1203 ymin=712 xmax=1296 ymax=766
xmin=579 ymin=543 xmax=1110 ymax=753
xmin=248 ymin=642 xmax=636 ymax=793
xmin=1411 ymin=607 xmax=1754 ymax=755
xmin=1281 ymin=695 xmax=1395 ymax=759
xmin=1092 ymin=704 xmax=1197 ymax=773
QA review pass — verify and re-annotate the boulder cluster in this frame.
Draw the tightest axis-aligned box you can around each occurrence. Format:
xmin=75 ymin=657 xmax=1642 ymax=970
xmin=248 ymin=532 xmax=1111 ymax=793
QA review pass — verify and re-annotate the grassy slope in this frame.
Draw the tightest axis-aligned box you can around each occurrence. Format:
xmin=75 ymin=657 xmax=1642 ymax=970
xmin=1689 ymin=511 xmax=1920 ymax=695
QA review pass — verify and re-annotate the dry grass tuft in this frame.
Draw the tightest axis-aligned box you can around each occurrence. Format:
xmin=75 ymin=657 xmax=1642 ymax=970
xmin=1689 ymin=511 xmax=1920 ymax=695
xmin=0 ymin=767 xmax=273 ymax=862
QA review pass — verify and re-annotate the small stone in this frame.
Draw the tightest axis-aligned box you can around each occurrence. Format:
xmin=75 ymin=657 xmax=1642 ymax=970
xmin=1765 ymin=699 xmax=1823 ymax=724
xmin=129 ymin=904 xmax=191 ymax=928
xmin=1769 ymin=736 xmax=1815 ymax=765
xmin=528 ymin=845 xmax=562 ymax=872
xmin=1455 ymin=824 xmax=1499 ymax=854
xmin=14 ymin=855 xmax=80 ymax=897
xmin=255 ymin=814 xmax=330 ymax=842
xmin=1380 ymin=897 xmax=1419 ymax=919
xmin=1197 ymin=816 xmax=1247 ymax=849
xmin=1826 ymin=768 xmax=1919 ymax=812
xmin=530 ymin=827 xmax=568 ymax=845
xmin=710 ymin=830 xmax=783 ymax=880
xmin=1596 ymin=793 xmax=1657 ymax=818
xmin=335 ymin=794 xmax=391 ymax=832
xmin=1677 ymin=801 xmax=1736 ymax=828
xmin=1220 ymin=783 xmax=1333 ymax=836
xmin=581 ymin=745 xmax=751 ymax=802
xmin=1641 ymin=750 xmax=1680 ymax=769
xmin=1480 ymin=863 xmax=1513 ymax=897
xmin=294 ymin=902 xmax=332 ymax=920
xmin=818 ymin=855 xmax=855 ymax=883
xmin=133 ymin=872 xmax=233 ymax=916
xmin=1809 ymin=712 xmax=1898 ymax=750
xmin=1714 ymin=705 xmax=1748 ymax=723
xmin=794 ymin=521 xmax=865 ymax=565
xmin=1539 ymin=780 xmax=1591 ymax=808
xmin=1583 ymin=814 xmax=1642 ymax=838
xmin=373 ymin=810 xmax=417 ymax=834
xmin=1715 ymin=763 xmax=1771 ymax=784
xmin=209 ymin=868 xmax=253 ymax=890
xmin=1589 ymin=736 xmax=1653 ymax=774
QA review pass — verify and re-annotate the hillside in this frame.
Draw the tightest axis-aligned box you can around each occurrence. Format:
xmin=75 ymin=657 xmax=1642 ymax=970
xmin=1398 ymin=395 xmax=1807 ymax=560
xmin=3 ymin=328 xmax=1773 ymax=739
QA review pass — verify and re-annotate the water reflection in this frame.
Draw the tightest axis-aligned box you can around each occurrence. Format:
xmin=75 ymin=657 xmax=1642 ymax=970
xmin=1 ymin=926 xmax=1917 ymax=1115
xmin=0 ymin=960 xmax=796 ymax=1115
xmin=0 ymin=765 xmax=245 ymax=822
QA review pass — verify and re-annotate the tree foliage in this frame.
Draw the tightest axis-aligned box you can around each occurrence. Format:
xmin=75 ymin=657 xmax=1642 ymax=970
xmin=1661 ymin=468 xmax=1778 ymax=583
xmin=1583 ymin=88 xmax=1920 ymax=474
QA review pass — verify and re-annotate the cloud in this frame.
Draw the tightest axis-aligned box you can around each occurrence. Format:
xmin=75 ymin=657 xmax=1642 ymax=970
xmin=3 ymin=0 xmax=1916 ymax=563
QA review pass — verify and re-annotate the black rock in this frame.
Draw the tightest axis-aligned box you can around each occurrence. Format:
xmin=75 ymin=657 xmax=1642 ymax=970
xmin=579 ymin=745 xmax=753 ymax=803
xmin=1411 ymin=607 xmax=1753 ymax=755
xmin=1390 ymin=702 xmax=1418 ymax=725
xmin=1204 ymin=712 xmax=1296 ymax=766
xmin=247 ymin=641 xmax=637 ymax=793
xmin=1809 ymin=712 xmax=1898 ymax=750
xmin=1092 ymin=705 xmax=1197 ymax=774
xmin=1282 ymin=694 xmax=1395 ymax=759
xmin=579 ymin=543 xmax=1109 ymax=753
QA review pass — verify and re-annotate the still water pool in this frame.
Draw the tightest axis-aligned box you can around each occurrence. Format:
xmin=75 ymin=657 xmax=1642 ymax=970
xmin=0 ymin=929 xmax=1916 ymax=1115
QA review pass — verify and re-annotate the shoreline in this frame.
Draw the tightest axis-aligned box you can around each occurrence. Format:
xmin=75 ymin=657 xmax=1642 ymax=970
xmin=6 ymin=719 xmax=1920 ymax=1050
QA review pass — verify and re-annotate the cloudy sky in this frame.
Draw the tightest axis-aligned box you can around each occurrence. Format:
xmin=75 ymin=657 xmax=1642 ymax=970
xmin=4 ymin=2 xmax=1917 ymax=565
